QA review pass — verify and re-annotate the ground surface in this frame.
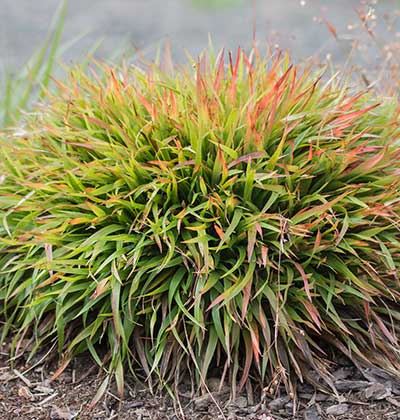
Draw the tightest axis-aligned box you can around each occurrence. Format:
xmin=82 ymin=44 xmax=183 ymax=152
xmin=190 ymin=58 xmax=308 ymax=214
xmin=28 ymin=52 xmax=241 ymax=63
xmin=1 ymin=341 xmax=400 ymax=420
xmin=0 ymin=0 xmax=396 ymax=70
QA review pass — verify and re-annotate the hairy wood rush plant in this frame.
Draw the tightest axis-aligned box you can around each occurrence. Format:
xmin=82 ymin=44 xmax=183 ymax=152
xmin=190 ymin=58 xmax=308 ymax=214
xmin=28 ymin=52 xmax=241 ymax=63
xmin=0 ymin=48 xmax=399 ymax=402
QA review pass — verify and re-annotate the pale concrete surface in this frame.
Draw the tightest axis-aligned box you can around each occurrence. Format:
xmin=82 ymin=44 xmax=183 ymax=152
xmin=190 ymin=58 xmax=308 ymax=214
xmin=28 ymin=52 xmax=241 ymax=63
xmin=0 ymin=0 xmax=397 ymax=69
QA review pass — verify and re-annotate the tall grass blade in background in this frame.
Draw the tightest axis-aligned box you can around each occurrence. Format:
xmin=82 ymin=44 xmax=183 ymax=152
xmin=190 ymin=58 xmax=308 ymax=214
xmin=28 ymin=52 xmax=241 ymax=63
xmin=0 ymin=0 xmax=67 ymax=127
xmin=0 ymin=49 xmax=399 ymax=402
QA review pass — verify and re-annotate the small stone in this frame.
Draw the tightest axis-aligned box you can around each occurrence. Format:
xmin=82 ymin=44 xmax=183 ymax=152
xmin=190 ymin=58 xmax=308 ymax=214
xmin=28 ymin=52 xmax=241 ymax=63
xmin=304 ymin=407 xmax=321 ymax=420
xmin=326 ymin=403 xmax=349 ymax=416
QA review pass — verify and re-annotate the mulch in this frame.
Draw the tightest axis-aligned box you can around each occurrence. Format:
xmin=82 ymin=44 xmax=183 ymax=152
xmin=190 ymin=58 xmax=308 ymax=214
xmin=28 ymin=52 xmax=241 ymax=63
xmin=1 ymin=341 xmax=400 ymax=420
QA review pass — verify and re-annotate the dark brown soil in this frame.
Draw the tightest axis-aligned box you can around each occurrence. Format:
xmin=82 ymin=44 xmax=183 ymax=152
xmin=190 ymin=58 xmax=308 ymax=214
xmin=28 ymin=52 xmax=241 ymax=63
xmin=1 ymin=342 xmax=400 ymax=420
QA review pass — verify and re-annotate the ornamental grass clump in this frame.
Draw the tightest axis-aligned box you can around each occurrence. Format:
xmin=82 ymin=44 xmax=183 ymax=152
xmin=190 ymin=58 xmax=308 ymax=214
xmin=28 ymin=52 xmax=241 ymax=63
xmin=1 ymin=49 xmax=400 ymax=399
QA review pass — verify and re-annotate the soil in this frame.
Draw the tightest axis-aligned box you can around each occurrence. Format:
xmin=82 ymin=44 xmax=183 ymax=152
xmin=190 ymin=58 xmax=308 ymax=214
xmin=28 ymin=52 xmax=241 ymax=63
xmin=1 ymin=341 xmax=400 ymax=420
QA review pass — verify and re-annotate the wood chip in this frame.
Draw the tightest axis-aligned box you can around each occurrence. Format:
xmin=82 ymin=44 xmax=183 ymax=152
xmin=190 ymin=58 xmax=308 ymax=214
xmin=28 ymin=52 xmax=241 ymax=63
xmin=326 ymin=403 xmax=349 ymax=416
xmin=386 ymin=396 xmax=400 ymax=408
xmin=34 ymin=385 xmax=54 ymax=395
xmin=335 ymin=380 xmax=371 ymax=392
xmin=18 ymin=385 xmax=34 ymax=400
xmin=364 ymin=382 xmax=392 ymax=401
xmin=50 ymin=406 xmax=74 ymax=420
xmin=268 ymin=396 xmax=290 ymax=411
xmin=13 ymin=368 xmax=33 ymax=387
xmin=38 ymin=392 xmax=58 ymax=406
xmin=304 ymin=407 xmax=321 ymax=420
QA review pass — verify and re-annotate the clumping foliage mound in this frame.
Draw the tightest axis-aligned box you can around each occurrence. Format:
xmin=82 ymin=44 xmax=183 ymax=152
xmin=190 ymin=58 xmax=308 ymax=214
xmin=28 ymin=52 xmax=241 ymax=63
xmin=1 ymin=49 xmax=400 ymax=399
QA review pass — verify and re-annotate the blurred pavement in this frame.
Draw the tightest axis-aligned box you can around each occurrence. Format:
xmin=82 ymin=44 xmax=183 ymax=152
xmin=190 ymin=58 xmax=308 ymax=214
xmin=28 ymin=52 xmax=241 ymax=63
xmin=0 ymin=0 xmax=397 ymax=70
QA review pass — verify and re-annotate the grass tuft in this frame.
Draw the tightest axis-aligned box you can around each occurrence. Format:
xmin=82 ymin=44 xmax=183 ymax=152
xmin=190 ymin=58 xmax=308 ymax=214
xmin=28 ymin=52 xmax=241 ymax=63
xmin=1 ymin=49 xmax=400 ymax=400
